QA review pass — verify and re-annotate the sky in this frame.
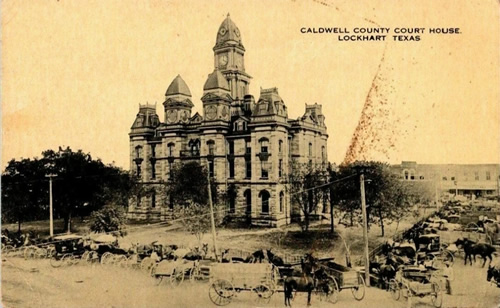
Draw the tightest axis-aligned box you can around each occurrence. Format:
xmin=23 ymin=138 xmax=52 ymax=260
xmin=2 ymin=0 xmax=499 ymax=170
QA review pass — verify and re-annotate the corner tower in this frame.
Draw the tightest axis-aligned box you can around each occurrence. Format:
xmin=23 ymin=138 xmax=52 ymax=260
xmin=213 ymin=14 xmax=252 ymax=103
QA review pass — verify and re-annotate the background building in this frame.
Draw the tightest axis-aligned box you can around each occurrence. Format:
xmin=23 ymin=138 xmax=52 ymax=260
xmin=127 ymin=15 xmax=328 ymax=227
xmin=393 ymin=161 xmax=500 ymax=199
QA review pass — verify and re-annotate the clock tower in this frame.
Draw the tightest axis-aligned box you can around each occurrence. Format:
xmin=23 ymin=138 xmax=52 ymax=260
xmin=213 ymin=14 xmax=252 ymax=102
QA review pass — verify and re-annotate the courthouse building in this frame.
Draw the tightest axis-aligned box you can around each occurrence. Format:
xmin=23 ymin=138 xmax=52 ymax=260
xmin=127 ymin=15 xmax=328 ymax=226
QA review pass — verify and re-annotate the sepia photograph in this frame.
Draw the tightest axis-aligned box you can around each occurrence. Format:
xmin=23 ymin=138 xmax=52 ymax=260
xmin=1 ymin=0 xmax=499 ymax=307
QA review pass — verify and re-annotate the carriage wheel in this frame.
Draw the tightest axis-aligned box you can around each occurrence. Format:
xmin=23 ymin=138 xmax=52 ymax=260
xmin=169 ymin=267 xmax=185 ymax=286
xmin=389 ymin=279 xmax=400 ymax=301
xmin=208 ymin=279 xmax=234 ymax=306
xmin=46 ymin=246 xmax=57 ymax=258
xmin=401 ymin=281 xmax=412 ymax=307
xmin=430 ymin=282 xmax=443 ymax=308
xmin=2 ymin=245 xmax=15 ymax=257
xmin=86 ymin=251 xmax=99 ymax=264
xmin=100 ymin=252 xmax=114 ymax=265
xmin=351 ymin=274 xmax=366 ymax=301
xmin=127 ymin=254 xmax=138 ymax=269
xmin=253 ymin=284 xmax=274 ymax=305
xmin=81 ymin=251 xmax=90 ymax=264
xmin=23 ymin=246 xmax=37 ymax=260
xmin=113 ymin=255 xmax=127 ymax=267
xmin=434 ymin=251 xmax=454 ymax=269
xmin=140 ymin=257 xmax=154 ymax=271
xmin=189 ymin=266 xmax=201 ymax=283
xmin=149 ymin=262 xmax=159 ymax=277
xmin=62 ymin=254 xmax=77 ymax=266
xmin=50 ymin=255 xmax=63 ymax=268
xmin=320 ymin=277 xmax=339 ymax=304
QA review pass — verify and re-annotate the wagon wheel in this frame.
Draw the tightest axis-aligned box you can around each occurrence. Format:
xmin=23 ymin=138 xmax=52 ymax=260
xmin=34 ymin=247 xmax=48 ymax=259
xmin=149 ymin=262 xmax=159 ymax=277
xmin=434 ymin=250 xmax=454 ymax=268
xmin=100 ymin=252 xmax=114 ymax=265
xmin=389 ymin=279 xmax=400 ymax=301
xmin=114 ymin=255 xmax=128 ymax=267
xmin=401 ymin=281 xmax=412 ymax=307
xmin=140 ymin=257 xmax=155 ymax=271
xmin=253 ymin=284 xmax=274 ymax=305
xmin=46 ymin=246 xmax=57 ymax=258
xmin=50 ymin=254 xmax=63 ymax=268
xmin=23 ymin=246 xmax=37 ymax=260
xmin=169 ymin=267 xmax=185 ymax=286
xmin=61 ymin=254 xmax=77 ymax=266
xmin=189 ymin=265 xmax=201 ymax=283
xmin=430 ymin=281 xmax=443 ymax=308
xmin=127 ymin=254 xmax=139 ymax=269
xmin=86 ymin=251 xmax=99 ymax=264
xmin=319 ymin=277 xmax=339 ymax=304
xmin=351 ymin=273 xmax=366 ymax=301
xmin=1 ymin=245 xmax=15 ymax=257
xmin=208 ymin=279 xmax=234 ymax=306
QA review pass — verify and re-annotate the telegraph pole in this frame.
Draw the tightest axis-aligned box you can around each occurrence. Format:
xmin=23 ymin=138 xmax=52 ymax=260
xmin=46 ymin=174 xmax=57 ymax=237
xmin=206 ymin=161 xmax=219 ymax=261
xmin=360 ymin=173 xmax=370 ymax=287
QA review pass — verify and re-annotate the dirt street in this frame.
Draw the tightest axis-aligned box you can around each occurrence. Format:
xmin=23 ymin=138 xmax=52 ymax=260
xmin=1 ymin=256 xmax=499 ymax=308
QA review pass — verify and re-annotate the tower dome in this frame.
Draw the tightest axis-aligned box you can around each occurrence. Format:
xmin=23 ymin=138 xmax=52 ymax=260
xmin=203 ymin=69 xmax=230 ymax=91
xmin=165 ymin=75 xmax=192 ymax=97
xmin=215 ymin=13 xmax=243 ymax=47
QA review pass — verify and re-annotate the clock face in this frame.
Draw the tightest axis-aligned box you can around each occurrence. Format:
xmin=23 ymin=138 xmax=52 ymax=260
xmin=234 ymin=28 xmax=240 ymax=37
xmin=167 ymin=110 xmax=177 ymax=123
xmin=236 ymin=57 xmax=243 ymax=68
xmin=219 ymin=27 xmax=227 ymax=36
xmin=181 ymin=110 xmax=188 ymax=122
xmin=221 ymin=106 xmax=229 ymax=119
xmin=206 ymin=106 xmax=217 ymax=120
xmin=219 ymin=55 xmax=228 ymax=67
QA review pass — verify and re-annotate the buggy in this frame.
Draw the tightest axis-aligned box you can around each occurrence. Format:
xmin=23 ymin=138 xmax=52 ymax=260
xmin=49 ymin=235 xmax=90 ymax=267
xmin=389 ymin=266 xmax=443 ymax=307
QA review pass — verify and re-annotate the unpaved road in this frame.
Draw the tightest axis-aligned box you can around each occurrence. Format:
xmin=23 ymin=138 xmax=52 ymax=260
xmin=2 ymin=256 xmax=499 ymax=308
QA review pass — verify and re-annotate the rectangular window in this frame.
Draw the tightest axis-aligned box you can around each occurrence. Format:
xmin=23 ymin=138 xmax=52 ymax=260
xmin=150 ymin=144 xmax=156 ymax=157
xmin=475 ymin=172 xmax=479 ymax=180
xmin=151 ymin=161 xmax=156 ymax=179
xmin=486 ymin=171 xmax=491 ymax=180
xmin=151 ymin=193 xmax=156 ymax=208
xmin=451 ymin=176 xmax=455 ymax=181
xmin=245 ymin=160 xmax=252 ymax=178
xmin=209 ymin=160 xmax=215 ymax=178
xmin=229 ymin=160 xmax=235 ymax=178
xmin=261 ymin=162 xmax=268 ymax=179
xmin=137 ymin=165 xmax=141 ymax=177
xmin=229 ymin=141 xmax=234 ymax=154
xmin=279 ymin=159 xmax=283 ymax=177
xmin=442 ymin=176 xmax=447 ymax=181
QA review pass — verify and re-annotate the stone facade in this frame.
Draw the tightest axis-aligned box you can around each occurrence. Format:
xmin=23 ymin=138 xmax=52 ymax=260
xmin=127 ymin=15 xmax=328 ymax=227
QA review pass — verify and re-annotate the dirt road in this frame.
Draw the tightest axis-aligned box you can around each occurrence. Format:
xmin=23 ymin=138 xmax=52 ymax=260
xmin=2 ymin=256 xmax=499 ymax=308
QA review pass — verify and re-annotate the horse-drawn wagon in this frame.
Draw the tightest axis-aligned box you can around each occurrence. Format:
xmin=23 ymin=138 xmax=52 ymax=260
xmin=389 ymin=266 xmax=443 ymax=308
xmin=49 ymin=234 xmax=91 ymax=267
xmin=207 ymin=262 xmax=279 ymax=306
xmin=319 ymin=261 xmax=366 ymax=301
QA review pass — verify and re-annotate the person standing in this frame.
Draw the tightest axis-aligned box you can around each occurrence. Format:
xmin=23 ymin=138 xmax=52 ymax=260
xmin=442 ymin=261 xmax=454 ymax=295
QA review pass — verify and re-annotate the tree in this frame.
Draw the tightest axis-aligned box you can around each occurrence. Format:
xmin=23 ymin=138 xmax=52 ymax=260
xmin=165 ymin=161 xmax=217 ymax=207
xmin=289 ymin=161 xmax=329 ymax=232
xmin=173 ymin=201 xmax=224 ymax=244
xmin=89 ymin=203 xmax=127 ymax=236
xmin=1 ymin=147 xmax=134 ymax=233
xmin=331 ymin=161 xmax=413 ymax=236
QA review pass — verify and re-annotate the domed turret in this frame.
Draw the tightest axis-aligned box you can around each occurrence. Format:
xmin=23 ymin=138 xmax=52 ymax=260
xmin=203 ymin=69 xmax=230 ymax=92
xmin=215 ymin=13 xmax=243 ymax=48
xmin=165 ymin=75 xmax=192 ymax=98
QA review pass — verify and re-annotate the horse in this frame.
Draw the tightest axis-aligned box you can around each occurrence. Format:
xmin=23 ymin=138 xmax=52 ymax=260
xmin=455 ymin=238 xmax=496 ymax=267
xmin=487 ymin=264 xmax=500 ymax=287
xmin=283 ymin=257 xmax=320 ymax=307
xmin=183 ymin=244 xmax=209 ymax=261
xmin=244 ymin=249 xmax=266 ymax=263
xmin=266 ymin=249 xmax=285 ymax=267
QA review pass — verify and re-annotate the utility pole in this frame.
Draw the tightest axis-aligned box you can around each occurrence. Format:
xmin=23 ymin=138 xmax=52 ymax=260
xmin=206 ymin=161 xmax=219 ymax=261
xmin=46 ymin=174 xmax=57 ymax=237
xmin=360 ymin=173 xmax=370 ymax=287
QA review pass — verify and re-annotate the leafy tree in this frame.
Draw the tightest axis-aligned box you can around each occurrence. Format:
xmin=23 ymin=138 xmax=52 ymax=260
xmin=1 ymin=147 xmax=134 ymax=233
xmin=172 ymin=201 xmax=224 ymax=244
xmin=165 ymin=161 xmax=217 ymax=207
xmin=89 ymin=203 xmax=127 ymax=236
xmin=331 ymin=161 xmax=413 ymax=236
xmin=289 ymin=161 xmax=329 ymax=232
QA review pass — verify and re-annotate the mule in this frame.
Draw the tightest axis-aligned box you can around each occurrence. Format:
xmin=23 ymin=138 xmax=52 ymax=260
xmin=487 ymin=265 xmax=500 ymax=287
xmin=455 ymin=238 xmax=496 ymax=267
xmin=266 ymin=249 xmax=285 ymax=266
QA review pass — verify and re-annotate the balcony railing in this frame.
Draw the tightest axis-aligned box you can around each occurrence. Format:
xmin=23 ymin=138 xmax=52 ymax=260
xmin=180 ymin=150 xmax=200 ymax=158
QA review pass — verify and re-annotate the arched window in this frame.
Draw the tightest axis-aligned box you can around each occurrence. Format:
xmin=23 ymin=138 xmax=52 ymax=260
xmin=207 ymin=140 xmax=215 ymax=156
xmin=309 ymin=143 xmax=313 ymax=157
xmin=259 ymin=138 xmax=269 ymax=153
xmin=279 ymin=191 xmax=284 ymax=213
xmin=167 ymin=143 xmax=175 ymax=157
xmin=403 ymin=169 xmax=409 ymax=180
xmin=278 ymin=140 xmax=283 ymax=153
xmin=190 ymin=139 xmax=200 ymax=155
xmin=321 ymin=146 xmax=326 ymax=162
xmin=229 ymin=193 xmax=235 ymax=213
xmin=244 ymin=189 xmax=252 ymax=214
xmin=259 ymin=190 xmax=270 ymax=214
xmin=135 ymin=146 xmax=142 ymax=159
